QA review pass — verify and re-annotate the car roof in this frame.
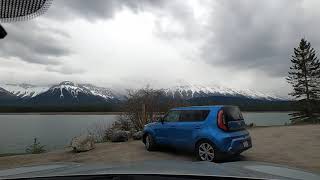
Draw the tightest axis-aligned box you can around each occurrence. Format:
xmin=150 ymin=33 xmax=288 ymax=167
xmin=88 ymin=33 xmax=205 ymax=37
xmin=171 ymin=105 xmax=237 ymax=111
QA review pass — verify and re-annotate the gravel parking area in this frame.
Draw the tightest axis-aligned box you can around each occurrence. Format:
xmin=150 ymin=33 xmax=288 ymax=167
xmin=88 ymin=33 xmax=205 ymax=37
xmin=0 ymin=125 xmax=319 ymax=172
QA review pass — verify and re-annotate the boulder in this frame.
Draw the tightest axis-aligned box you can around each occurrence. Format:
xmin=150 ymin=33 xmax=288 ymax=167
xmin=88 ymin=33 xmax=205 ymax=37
xmin=111 ymin=130 xmax=129 ymax=142
xmin=246 ymin=123 xmax=256 ymax=128
xmin=71 ymin=134 xmax=95 ymax=152
xmin=124 ymin=131 xmax=132 ymax=138
xmin=132 ymin=131 xmax=143 ymax=140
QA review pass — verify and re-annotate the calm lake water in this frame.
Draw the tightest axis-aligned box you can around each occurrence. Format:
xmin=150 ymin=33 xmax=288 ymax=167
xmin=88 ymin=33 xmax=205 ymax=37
xmin=0 ymin=112 xmax=291 ymax=154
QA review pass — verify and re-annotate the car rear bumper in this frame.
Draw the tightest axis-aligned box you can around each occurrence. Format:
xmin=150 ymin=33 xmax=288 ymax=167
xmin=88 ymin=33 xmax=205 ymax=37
xmin=226 ymin=135 xmax=252 ymax=154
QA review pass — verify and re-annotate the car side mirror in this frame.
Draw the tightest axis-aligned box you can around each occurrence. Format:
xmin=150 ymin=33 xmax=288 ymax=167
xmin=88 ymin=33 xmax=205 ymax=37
xmin=159 ymin=117 xmax=164 ymax=124
xmin=0 ymin=24 xmax=7 ymax=39
xmin=0 ymin=0 xmax=53 ymax=40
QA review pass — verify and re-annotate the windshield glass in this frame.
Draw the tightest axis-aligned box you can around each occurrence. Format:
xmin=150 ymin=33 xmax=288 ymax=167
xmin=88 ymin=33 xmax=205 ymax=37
xmin=0 ymin=0 xmax=319 ymax=179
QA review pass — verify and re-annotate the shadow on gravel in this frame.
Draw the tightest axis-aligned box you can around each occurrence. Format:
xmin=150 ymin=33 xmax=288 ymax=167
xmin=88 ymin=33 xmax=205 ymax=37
xmin=151 ymin=146 xmax=195 ymax=161
xmin=153 ymin=146 xmax=246 ymax=163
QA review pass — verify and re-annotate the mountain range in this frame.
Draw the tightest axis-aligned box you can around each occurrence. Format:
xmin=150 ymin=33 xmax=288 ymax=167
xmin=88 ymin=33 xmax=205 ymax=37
xmin=0 ymin=81 xmax=290 ymax=112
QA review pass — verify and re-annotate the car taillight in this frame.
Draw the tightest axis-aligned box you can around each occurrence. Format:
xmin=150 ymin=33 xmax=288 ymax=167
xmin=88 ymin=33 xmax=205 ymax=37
xmin=217 ymin=109 xmax=228 ymax=131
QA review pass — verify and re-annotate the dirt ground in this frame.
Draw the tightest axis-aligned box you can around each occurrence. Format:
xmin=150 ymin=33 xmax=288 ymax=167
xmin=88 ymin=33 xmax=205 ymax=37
xmin=0 ymin=125 xmax=319 ymax=173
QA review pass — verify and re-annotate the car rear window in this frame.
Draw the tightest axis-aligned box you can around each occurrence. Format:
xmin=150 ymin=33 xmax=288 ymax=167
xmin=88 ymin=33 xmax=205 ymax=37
xmin=223 ymin=106 xmax=244 ymax=121
xmin=179 ymin=110 xmax=210 ymax=122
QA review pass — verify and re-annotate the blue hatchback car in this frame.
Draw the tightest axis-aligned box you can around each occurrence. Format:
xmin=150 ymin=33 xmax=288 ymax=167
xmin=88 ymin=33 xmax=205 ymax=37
xmin=142 ymin=105 xmax=252 ymax=162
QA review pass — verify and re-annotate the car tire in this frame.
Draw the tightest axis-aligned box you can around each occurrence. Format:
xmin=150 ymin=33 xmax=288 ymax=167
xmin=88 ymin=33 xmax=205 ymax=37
xmin=196 ymin=140 xmax=221 ymax=162
xmin=231 ymin=152 xmax=242 ymax=160
xmin=144 ymin=134 xmax=156 ymax=151
xmin=234 ymin=152 xmax=241 ymax=157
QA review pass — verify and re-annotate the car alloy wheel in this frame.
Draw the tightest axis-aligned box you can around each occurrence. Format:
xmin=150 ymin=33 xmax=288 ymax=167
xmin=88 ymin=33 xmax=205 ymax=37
xmin=145 ymin=135 xmax=151 ymax=149
xmin=198 ymin=142 xmax=215 ymax=161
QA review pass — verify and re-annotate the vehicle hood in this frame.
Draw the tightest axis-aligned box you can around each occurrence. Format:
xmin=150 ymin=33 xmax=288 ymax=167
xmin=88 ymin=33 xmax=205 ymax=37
xmin=0 ymin=160 xmax=319 ymax=180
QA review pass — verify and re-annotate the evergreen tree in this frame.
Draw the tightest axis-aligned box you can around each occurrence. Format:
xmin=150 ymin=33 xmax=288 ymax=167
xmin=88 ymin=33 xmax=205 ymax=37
xmin=287 ymin=38 xmax=320 ymax=123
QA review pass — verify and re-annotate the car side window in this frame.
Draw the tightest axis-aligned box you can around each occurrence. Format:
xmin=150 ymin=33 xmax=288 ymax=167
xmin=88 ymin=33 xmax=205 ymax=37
xmin=179 ymin=110 xmax=210 ymax=122
xmin=162 ymin=110 xmax=180 ymax=122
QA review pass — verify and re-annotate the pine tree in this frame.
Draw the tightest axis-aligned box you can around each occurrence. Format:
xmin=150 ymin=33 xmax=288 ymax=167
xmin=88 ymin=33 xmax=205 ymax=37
xmin=287 ymin=38 xmax=320 ymax=123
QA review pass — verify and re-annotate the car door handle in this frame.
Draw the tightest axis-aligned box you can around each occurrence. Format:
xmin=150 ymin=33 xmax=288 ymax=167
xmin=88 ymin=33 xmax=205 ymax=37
xmin=195 ymin=126 xmax=201 ymax=129
xmin=170 ymin=125 xmax=176 ymax=128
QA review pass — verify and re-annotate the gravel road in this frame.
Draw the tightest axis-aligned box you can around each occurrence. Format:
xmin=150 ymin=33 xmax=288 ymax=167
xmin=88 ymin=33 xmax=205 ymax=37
xmin=0 ymin=125 xmax=319 ymax=173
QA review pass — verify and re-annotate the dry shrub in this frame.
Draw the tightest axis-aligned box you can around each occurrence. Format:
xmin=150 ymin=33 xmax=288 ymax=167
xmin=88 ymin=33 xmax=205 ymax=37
xmin=87 ymin=121 xmax=112 ymax=143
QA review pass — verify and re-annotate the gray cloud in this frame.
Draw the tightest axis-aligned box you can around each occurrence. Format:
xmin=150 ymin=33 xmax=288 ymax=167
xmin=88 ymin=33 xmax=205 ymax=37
xmin=146 ymin=1 xmax=203 ymax=40
xmin=201 ymin=0 xmax=320 ymax=77
xmin=47 ymin=0 xmax=166 ymax=21
xmin=47 ymin=0 xmax=320 ymax=78
xmin=0 ymin=0 xmax=168 ymax=65
xmin=0 ymin=21 xmax=71 ymax=65
xmin=1 ymin=0 xmax=319 ymax=95
xmin=46 ymin=65 xmax=86 ymax=75
xmin=48 ymin=0 xmax=196 ymax=39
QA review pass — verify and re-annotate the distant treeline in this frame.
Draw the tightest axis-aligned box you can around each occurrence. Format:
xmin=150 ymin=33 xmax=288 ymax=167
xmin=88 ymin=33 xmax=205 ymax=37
xmin=0 ymin=104 xmax=118 ymax=113
xmin=0 ymin=99 xmax=296 ymax=113
xmin=188 ymin=96 xmax=296 ymax=111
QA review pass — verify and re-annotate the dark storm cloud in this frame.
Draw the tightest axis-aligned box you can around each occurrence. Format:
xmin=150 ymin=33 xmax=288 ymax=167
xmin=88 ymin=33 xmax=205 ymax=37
xmin=47 ymin=0 xmax=167 ymax=21
xmin=0 ymin=21 xmax=71 ymax=65
xmin=202 ymin=0 xmax=320 ymax=77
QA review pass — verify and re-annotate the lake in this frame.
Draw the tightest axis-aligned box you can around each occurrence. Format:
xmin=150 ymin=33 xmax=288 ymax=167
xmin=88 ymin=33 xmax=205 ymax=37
xmin=0 ymin=112 xmax=291 ymax=154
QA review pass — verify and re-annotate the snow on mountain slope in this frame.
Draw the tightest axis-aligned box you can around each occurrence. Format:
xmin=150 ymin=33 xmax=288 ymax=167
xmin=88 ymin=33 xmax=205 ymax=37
xmin=235 ymin=88 xmax=286 ymax=100
xmin=164 ymin=84 xmax=286 ymax=100
xmin=0 ymin=81 xmax=287 ymax=102
xmin=0 ymin=87 xmax=11 ymax=95
xmin=79 ymin=84 xmax=116 ymax=100
xmin=0 ymin=83 xmax=49 ymax=98
xmin=42 ymin=81 xmax=117 ymax=101
xmin=47 ymin=81 xmax=91 ymax=99
xmin=0 ymin=87 xmax=19 ymax=103
xmin=164 ymin=85 xmax=233 ymax=97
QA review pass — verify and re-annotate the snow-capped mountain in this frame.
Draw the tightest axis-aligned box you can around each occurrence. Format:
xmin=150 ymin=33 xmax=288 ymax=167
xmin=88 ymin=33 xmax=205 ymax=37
xmin=163 ymin=84 xmax=286 ymax=101
xmin=28 ymin=81 xmax=120 ymax=105
xmin=0 ymin=81 xmax=287 ymax=101
xmin=46 ymin=81 xmax=93 ymax=99
xmin=0 ymin=81 xmax=287 ymax=109
xmin=0 ymin=83 xmax=49 ymax=98
xmin=30 ymin=81 xmax=105 ymax=105
xmin=0 ymin=81 xmax=118 ymax=101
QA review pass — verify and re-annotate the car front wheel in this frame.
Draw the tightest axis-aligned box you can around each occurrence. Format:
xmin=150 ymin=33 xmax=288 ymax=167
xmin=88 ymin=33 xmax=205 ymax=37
xmin=144 ymin=134 xmax=156 ymax=151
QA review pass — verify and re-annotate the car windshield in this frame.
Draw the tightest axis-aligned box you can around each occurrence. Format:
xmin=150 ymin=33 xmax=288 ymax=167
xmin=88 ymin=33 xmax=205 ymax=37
xmin=0 ymin=0 xmax=320 ymax=179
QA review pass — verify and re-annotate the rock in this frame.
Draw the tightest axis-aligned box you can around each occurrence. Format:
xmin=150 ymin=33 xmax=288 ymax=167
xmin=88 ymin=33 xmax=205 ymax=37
xmin=246 ymin=123 xmax=256 ymax=128
xmin=111 ymin=130 xmax=129 ymax=142
xmin=71 ymin=134 xmax=95 ymax=152
xmin=124 ymin=131 xmax=132 ymax=138
xmin=132 ymin=131 xmax=143 ymax=140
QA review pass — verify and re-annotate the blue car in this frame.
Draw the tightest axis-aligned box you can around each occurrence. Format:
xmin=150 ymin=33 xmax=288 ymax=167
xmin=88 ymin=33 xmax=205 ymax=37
xmin=142 ymin=105 xmax=252 ymax=162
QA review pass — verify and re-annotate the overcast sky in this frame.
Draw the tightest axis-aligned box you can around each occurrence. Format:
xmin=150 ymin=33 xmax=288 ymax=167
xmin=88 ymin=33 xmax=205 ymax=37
xmin=1 ymin=0 xmax=320 ymax=96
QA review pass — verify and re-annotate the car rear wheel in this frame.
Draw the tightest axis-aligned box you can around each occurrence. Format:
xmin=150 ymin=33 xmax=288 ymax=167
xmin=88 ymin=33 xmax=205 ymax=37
xmin=196 ymin=141 xmax=220 ymax=162
xmin=144 ymin=134 xmax=156 ymax=151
